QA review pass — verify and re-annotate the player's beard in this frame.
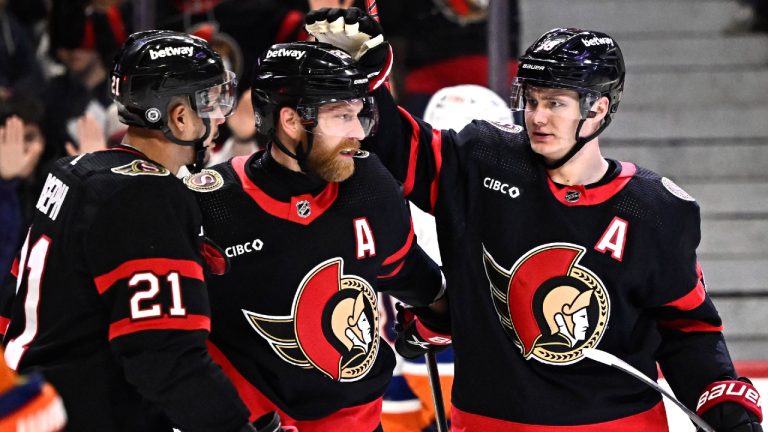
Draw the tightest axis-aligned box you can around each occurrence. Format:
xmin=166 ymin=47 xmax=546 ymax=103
xmin=306 ymin=137 xmax=359 ymax=182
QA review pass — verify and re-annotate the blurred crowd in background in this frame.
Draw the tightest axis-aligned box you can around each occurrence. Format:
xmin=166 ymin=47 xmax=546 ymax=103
xmin=0 ymin=0 xmax=525 ymax=285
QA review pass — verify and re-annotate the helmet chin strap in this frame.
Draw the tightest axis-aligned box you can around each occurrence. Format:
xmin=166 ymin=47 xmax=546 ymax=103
xmin=270 ymin=130 xmax=315 ymax=173
xmin=541 ymin=115 xmax=612 ymax=170
xmin=162 ymin=117 xmax=212 ymax=173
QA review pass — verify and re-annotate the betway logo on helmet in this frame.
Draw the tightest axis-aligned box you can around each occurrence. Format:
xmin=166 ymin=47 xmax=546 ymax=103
xmin=149 ymin=46 xmax=194 ymax=60
xmin=266 ymin=48 xmax=306 ymax=60
xmin=522 ymin=64 xmax=545 ymax=71
xmin=581 ymin=37 xmax=614 ymax=47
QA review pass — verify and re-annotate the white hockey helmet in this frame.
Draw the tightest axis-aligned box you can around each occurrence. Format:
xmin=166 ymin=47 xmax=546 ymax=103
xmin=423 ymin=84 xmax=512 ymax=130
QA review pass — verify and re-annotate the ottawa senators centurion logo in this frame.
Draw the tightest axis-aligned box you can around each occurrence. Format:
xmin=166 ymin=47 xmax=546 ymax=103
xmin=483 ymin=243 xmax=610 ymax=365
xmin=242 ymin=258 xmax=379 ymax=381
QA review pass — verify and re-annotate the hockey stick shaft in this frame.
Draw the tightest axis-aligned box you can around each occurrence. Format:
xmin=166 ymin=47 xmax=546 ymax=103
xmin=426 ymin=350 xmax=449 ymax=432
xmin=582 ymin=348 xmax=715 ymax=432
xmin=365 ymin=0 xmax=379 ymax=22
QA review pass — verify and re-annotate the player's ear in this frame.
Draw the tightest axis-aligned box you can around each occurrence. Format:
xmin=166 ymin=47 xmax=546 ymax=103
xmin=167 ymin=97 xmax=191 ymax=136
xmin=589 ymin=96 xmax=610 ymax=122
xmin=278 ymin=107 xmax=303 ymax=141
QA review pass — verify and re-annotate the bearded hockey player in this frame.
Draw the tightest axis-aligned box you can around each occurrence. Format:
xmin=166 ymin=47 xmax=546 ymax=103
xmin=305 ymin=8 xmax=764 ymax=432
xmin=0 ymin=30 xmax=258 ymax=431
xmin=184 ymin=37 xmax=448 ymax=432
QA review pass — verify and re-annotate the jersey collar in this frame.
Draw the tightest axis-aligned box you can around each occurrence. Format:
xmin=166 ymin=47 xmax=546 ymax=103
xmin=547 ymin=161 xmax=636 ymax=206
xmin=231 ymin=154 xmax=338 ymax=225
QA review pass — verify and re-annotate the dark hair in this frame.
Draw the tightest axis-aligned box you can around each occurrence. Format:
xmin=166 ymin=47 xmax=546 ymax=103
xmin=0 ymin=94 xmax=45 ymax=126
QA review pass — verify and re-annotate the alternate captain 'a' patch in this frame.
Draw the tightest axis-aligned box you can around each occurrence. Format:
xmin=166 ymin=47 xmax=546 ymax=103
xmin=482 ymin=243 xmax=611 ymax=366
xmin=111 ymin=160 xmax=170 ymax=176
xmin=661 ymin=177 xmax=695 ymax=202
xmin=184 ymin=169 xmax=224 ymax=192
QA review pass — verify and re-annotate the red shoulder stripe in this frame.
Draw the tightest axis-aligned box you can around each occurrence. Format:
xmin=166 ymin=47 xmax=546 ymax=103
xmin=10 ymin=257 xmax=19 ymax=278
xmin=108 ymin=314 xmax=210 ymax=340
xmin=397 ymin=107 xmax=421 ymax=197
xmin=382 ymin=220 xmax=415 ymax=266
xmin=429 ymin=128 xmax=443 ymax=213
xmin=94 ymin=258 xmax=203 ymax=294
xmin=663 ymin=263 xmax=706 ymax=311
xmin=659 ymin=319 xmax=723 ymax=333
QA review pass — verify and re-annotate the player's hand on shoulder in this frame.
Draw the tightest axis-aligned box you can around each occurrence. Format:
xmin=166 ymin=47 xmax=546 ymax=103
xmin=394 ymin=302 xmax=452 ymax=359
xmin=696 ymin=378 xmax=763 ymax=431
xmin=305 ymin=7 xmax=391 ymax=90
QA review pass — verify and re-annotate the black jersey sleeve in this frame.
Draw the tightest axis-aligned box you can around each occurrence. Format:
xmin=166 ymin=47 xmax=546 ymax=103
xmin=83 ymin=179 xmax=251 ymax=432
xmin=647 ymin=196 xmax=737 ymax=411
xmin=375 ymin=190 xmax=443 ymax=307
xmin=364 ymin=86 xmax=473 ymax=216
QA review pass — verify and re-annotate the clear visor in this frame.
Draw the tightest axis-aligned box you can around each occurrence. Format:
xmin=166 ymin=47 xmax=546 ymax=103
xmin=303 ymin=97 xmax=378 ymax=140
xmin=193 ymin=70 xmax=237 ymax=119
xmin=510 ymin=77 xmax=601 ymax=123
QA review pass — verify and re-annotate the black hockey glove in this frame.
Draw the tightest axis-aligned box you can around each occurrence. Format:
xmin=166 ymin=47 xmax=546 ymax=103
xmin=394 ymin=303 xmax=452 ymax=359
xmin=696 ymin=378 xmax=763 ymax=432
xmin=305 ymin=7 xmax=392 ymax=91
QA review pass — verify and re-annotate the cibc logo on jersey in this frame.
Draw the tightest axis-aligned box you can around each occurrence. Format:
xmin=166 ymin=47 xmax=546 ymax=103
xmin=225 ymin=239 xmax=264 ymax=258
xmin=242 ymin=258 xmax=379 ymax=382
xmin=483 ymin=177 xmax=521 ymax=199
xmin=483 ymin=243 xmax=610 ymax=365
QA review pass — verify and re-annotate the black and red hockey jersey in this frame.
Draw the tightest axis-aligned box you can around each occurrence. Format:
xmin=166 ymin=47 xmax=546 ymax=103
xmin=362 ymin=88 xmax=738 ymax=431
xmin=0 ymin=146 xmax=250 ymax=432
xmin=186 ymin=150 xmax=443 ymax=432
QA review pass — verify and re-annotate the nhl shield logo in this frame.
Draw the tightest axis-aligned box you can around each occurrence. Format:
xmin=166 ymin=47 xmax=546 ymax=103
xmin=183 ymin=169 xmax=224 ymax=192
xmin=483 ymin=243 xmax=610 ymax=365
xmin=243 ymin=258 xmax=379 ymax=382
xmin=296 ymin=200 xmax=311 ymax=218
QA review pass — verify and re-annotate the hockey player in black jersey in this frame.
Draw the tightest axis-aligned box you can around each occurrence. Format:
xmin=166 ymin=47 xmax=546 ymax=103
xmin=0 ymin=30 xmax=259 ymax=431
xmin=184 ymin=38 xmax=448 ymax=432
xmin=306 ymin=8 xmax=764 ymax=432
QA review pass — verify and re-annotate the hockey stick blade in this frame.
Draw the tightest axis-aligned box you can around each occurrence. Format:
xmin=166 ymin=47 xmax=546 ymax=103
xmin=582 ymin=348 xmax=715 ymax=432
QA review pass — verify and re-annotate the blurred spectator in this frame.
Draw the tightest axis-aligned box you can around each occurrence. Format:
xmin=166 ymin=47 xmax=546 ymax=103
xmin=154 ymin=0 xmax=306 ymax=93
xmin=6 ymin=0 xmax=48 ymax=43
xmin=380 ymin=84 xmax=512 ymax=432
xmin=206 ymin=89 xmax=262 ymax=167
xmin=378 ymin=0 xmax=520 ymax=116
xmin=0 ymin=0 xmax=45 ymax=98
xmin=0 ymin=95 xmax=45 ymax=286
xmin=44 ymin=0 xmax=131 ymax=158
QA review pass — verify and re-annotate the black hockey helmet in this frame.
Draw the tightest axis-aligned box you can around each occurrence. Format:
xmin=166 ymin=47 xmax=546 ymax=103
xmin=110 ymin=30 xmax=237 ymax=132
xmin=251 ymin=41 xmax=376 ymax=170
xmin=251 ymin=41 xmax=373 ymax=136
xmin=512 ymin=28 xmax=625 ymax=168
